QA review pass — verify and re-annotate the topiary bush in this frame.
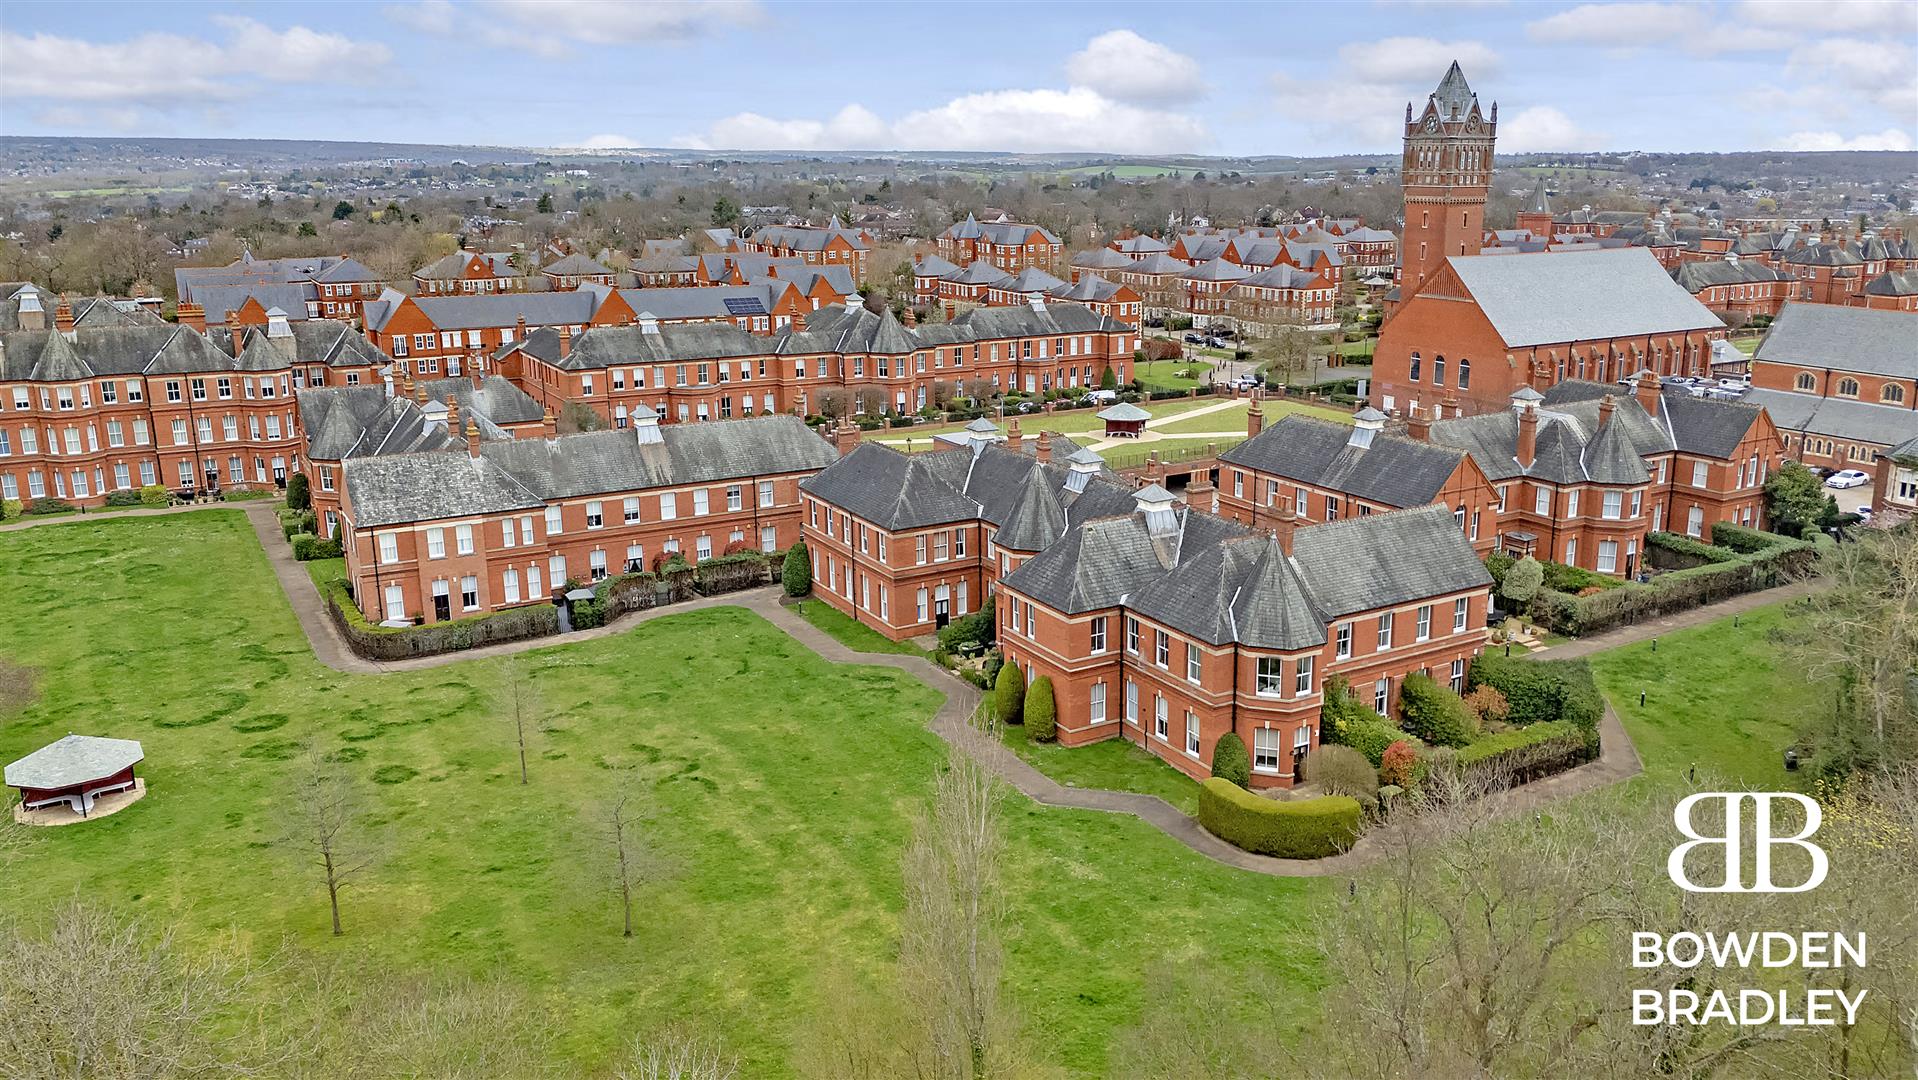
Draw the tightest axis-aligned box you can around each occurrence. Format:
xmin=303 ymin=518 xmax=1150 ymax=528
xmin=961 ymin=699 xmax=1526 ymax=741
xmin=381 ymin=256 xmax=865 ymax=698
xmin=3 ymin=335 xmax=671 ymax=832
xmin=1197 ymin=779 xmax=1361 ymax=859
xmin=1500 ymin=555 xmax=1543 ymax=604
xmin=1396 ymin=672 xmax=1477 ymax=747
xmin=1025 ymin=675 xmax=1056 ymax=741
xmin=781 ymin=541 xmax=812 ymax=597
xmin=1341 ymin=718 xmax=1421 ymax=766
xmin=992 ymin=662 xmax=1026 ymax=726
xmin=24 ymin=497 xmax=75 ymax=515
xmin=285 ymin=472 xmax=310 ymax=511
xmin=1308 ymin=744 xmax=1378 ymax=802
xmin=1210 ymin=731 xmax=1251 ymax=789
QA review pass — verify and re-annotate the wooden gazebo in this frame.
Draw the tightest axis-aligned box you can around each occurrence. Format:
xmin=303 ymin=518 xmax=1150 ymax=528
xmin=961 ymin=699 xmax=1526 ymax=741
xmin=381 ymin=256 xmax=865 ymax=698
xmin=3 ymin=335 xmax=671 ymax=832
xmin=1097 ymin=401 xmax=1150 ymax=439
xmin=5 ymin=734 xmax=145 ymax=823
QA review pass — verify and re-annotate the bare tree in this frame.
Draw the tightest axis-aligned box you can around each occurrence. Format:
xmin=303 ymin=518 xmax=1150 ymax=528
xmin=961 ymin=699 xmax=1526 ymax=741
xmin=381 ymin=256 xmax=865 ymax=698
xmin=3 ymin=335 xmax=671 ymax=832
xmin=0 ymin=901 xmax=259 ymax=1078
xmin=900 ymin=716 xmax=1015 ymax=1080
xmin=613 ymin=1030 xmax=739 ymax=1080
xmin=498 ymin=658 xmax=544 ymax=785
xmin=795 ymin=965 xmax=939 ymax=1080
xmin=279 ymin=961 xmax=554 ymax=1079
xmin=280 ymin=745 xmax=378 ymax=937
xmin=596 ymin=768 xmax=654 ymax=939
xmin=1258 ymin=326 xmax=1311 ymax=387
xmin=1795 ymin=527 xmax=1918 ymax=771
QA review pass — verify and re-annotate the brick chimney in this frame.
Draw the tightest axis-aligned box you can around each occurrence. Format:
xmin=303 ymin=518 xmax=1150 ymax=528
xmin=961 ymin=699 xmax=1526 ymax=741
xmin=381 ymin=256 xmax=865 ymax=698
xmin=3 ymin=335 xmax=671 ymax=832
xmin=414 ymin=379 xmax=428 ymax=404
xmin=1008 ymin=416 xmax=1024 ymax=454
xmin=1407 ymin=410 xmax=1431 ymax=441
xmin=832 ymin=417 xmax=862 ymax=455
xmin=466 ymin=418 xmax=482 ymax=458
xmin=1247 ymin=405 xmax=1264 ymax=438
xmin=542 ymin=408 xmax=558 ymax=438
xmin=791 ymin=310 xmax=806 ymax=332
xmin=224 ymin=310 xmax=239 ymax=331
xmin=515 ymin=314 xmax=527 ymax=340
xmin=177 ymin=301 xmax=205 ymax=333
xmin=1516 ymin=403 xmax=1538 ymax=469
xmin=444 ymin=397 xmax=460 ymax=434
xmin=558 ymin=323 xmax=572 ymax=359
xmin=1269 ymin=503 xmax=1298 ymax=555
xmin=1634 ymin=369 xmax=1661 ymax=418
xmin=54 ymin=296 xmax=75 ymax=337
xmin=903 ymin=306 xmax=917 ymax=327
xmin=1186 ymin=477 xmax=1217 ymax=515
xmin=1597 ymin=394 xmax=1616 ymax=429
xmin=1441 ymin=393 xmax=1460 ymax=419
xmin=1035 ymin=431 xmax=1054 ymax=464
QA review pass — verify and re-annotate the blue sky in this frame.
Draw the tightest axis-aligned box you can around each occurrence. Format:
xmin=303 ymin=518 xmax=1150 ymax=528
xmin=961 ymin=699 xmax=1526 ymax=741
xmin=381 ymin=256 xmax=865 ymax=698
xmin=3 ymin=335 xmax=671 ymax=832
xmin=2 ymin=1 xmax=1913 ymax=155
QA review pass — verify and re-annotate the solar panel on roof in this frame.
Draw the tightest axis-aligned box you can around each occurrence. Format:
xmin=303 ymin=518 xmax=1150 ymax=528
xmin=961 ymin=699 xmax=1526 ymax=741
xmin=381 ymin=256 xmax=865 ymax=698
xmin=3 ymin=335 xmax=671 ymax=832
xmin=722 ymin=297 xmax=768 ymax=316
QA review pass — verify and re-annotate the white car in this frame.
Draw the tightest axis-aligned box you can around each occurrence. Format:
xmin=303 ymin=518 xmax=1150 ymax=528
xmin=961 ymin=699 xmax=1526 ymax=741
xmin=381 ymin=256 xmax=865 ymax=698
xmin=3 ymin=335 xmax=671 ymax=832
xmin=1825 ymin=469 xmax=1870 ymax=489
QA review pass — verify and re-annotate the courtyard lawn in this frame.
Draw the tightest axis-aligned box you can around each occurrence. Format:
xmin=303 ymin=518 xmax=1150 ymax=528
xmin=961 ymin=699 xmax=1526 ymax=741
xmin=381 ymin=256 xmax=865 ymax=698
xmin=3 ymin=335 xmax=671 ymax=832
xmin=793 ymin=596 xmax=928 ymax=657
xmin=0 ymin=511 xmax=1325 ymax=1077
xmin=1152 ymin=398 xmax=1354 ymax=437
xmin=304 ymin=556 xmax=347 ymax=588
xmin=875 ymin=396 xmax=1223 ymax=448
xmin=1588 ymin=600 xmax=1821 ymax=787
xmin=1137 ymin=359 xmax=1213 ymax=391
xmin=999 ymin=722 xmax=1203 ymax=816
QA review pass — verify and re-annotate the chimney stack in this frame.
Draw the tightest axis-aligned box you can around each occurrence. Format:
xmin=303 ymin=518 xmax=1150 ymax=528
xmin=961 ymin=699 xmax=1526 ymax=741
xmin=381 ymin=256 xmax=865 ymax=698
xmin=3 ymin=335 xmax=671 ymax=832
xmin=515 ymin=314 xmax=527 ymax=340
xmin=1406 ymin=409 xmax=1431 ymax=442
xmin=1186 ymin=477 xmax=1217 ymax=515
xmin=903 ymin=306 xmax=917 ymax=327
xmin=414 ymin=379 xmax=428 ymax=404
xmin=1269 ymin=503 xmax=1298 ymax=555
xmin=542 ymin=408 xmax=558 ymax=438
xmin=1597 ymin=394 xmax=1616 ymax=430
xmin=558 ymin=324 xmax=572 ymax=359
xmin=444 ymin=397 xmax=460 ymax=435
xmin=224 ymin=310 xmax=239 ymax=331
xmin=1007 ymin=416 xmax=1025 ymax=455
xmin=1634 ymin=369 xmax=1662 ymax=418
xmin=832 ymin=417 xmax=862 ymax=455
xmin=1035 ymin=431 xmax=1054 ymax=465
xmin=1247 ymin=405 xmax=1264 ymax=438
xmin=1516 ymin=404 xmax=1538 ymax=469
xmin=177 ymin=301 xmax=206 ymax=333
xmin=465 ymin=418 xmax=482 ymax=458
xmin=54 ymin=296 xmax=76 ymax=337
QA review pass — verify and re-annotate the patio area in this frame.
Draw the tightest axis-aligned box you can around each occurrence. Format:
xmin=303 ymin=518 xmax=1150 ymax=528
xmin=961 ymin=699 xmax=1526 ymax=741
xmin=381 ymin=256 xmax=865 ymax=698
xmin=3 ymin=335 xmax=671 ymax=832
xmin=13 ymin=777 xmax=146 ymax=826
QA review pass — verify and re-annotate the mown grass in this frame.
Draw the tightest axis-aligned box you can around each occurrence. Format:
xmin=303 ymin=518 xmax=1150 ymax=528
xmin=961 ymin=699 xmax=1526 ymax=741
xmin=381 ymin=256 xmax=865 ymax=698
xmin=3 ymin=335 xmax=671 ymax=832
xmin=793 ymin=597 xmax=930 ymax=657
xmin=999 ymin=721 xmax=1203 ymax=816
xmin=0 ymin=512 xmax=1326 ymax=1076
xmin=1152 ymin=398 xmax=1354 ymax=436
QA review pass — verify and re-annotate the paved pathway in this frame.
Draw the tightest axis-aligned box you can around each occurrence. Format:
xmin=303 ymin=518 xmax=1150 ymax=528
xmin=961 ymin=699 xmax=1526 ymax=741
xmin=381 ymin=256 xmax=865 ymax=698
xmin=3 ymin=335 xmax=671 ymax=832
xmin=229 ymin=498 xmax=1650 ymax=878
xmin=1532 ymin=578 xmax=1824 ymax=660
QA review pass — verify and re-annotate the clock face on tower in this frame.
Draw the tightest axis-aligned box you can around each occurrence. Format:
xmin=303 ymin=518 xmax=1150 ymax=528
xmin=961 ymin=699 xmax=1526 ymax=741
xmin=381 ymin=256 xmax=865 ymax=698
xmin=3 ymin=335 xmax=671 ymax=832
xmin=1424 ymin=116 xmax=1439 ymax=133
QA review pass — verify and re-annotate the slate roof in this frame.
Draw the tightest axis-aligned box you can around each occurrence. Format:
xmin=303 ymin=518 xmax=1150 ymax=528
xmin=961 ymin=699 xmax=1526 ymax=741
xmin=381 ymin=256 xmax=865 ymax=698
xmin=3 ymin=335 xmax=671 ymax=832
xmin=1050 ymin=274 xmax=1127 ymax=303
xmin=1288 ymin=504 xmax=1492 ymax=619
xmin=912 ymin=254 xmax=963 ymax=278
xmin=1753 ymin=303 xmax=1917 ymax=380
xmin=1742 ymin=388 xmax=1918 ymax=448
xmin=543 ymin=252 xmax=614 ymax=276
xmin=948 ymin=260 xmax=1014 ymax=286
xmin=0 ymin=319 xmax=373 ymax=381
xmin=175 ymin=254 xmax=375 ymax=303
xmin=346 ymin=414 xmax=836 ymax=527
xmin=800 ymin=438 xmax=1135 ymax=537
xmin=1430 ymin=400 xmax=1655 ymax=484
xmin=298 ymin=386 xmax=462 ymax=462
xmin=1071 ymin=248 xmax=1135 ymax=270
xmin=994 ymin=464 xmax=1069 ymax=551
xmin=1220 ymin=415 xmax=1469 ymax=507
xmin=1540 ymin=379 xmax=1763 ymax=458
xmin=5 ymin=734 xmax=144 ymax=790
xmin=615 ymin=284 xmax=776 ymax=320
xmin=1119 ymin=252 xmax=1190 ymax=275
xmin=420 ymin=374 xmax=544 ymax=425
xmin=191 ymin=283 xmax=312 ymax=324
xmin=747 ymin=223 xmax=867 ymax=252
xmin=999 ymin=267 xmax=1066 ymax=293
xmin=1428 ymin=61 xmax=1478 ymax=120
xmin=1864 ymin=269 xmax=1918 ymax=297
xmin=367 ymin=290 xmax=600 ymax=333
xmin=1441 ymin=248 xmax=1721 ymax=347
xmin=1670 ymin=259 xmax=1791 ymax=292
xmin=1182 ymin=257 xmax=1252 ymax=282
xmin=1114 ymin=236 xmax=1170 ymax=255
xmin=414 ymin=251 xmax=521 ymax=280
xmin=1238 ymin=264 xmax=1327 ymax=289
xmin=513 ymin=321 xmax=766 ymax=370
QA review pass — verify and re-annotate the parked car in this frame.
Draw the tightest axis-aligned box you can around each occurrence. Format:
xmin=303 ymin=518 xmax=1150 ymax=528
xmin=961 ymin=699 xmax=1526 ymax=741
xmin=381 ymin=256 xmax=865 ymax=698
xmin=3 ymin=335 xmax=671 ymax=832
xmin=1825 ymin=469 xmax=1871 ymax=489
xmin=1717 ymin=378 xmax=1750 ymax=391
xmin=1012 ymin=400 xmax=1040 ymax=414
xmin=1084 ymin=389 xmax=1118 ymax=405
xmin=1183 ymin=333 xmax=1204 ymax=344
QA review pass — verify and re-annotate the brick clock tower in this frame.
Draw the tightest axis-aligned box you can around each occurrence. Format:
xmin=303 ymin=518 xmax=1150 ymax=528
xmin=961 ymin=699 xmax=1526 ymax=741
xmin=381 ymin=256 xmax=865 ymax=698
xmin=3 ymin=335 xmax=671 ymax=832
xmin=1399 ymin=62 xmax=1496 ymax=295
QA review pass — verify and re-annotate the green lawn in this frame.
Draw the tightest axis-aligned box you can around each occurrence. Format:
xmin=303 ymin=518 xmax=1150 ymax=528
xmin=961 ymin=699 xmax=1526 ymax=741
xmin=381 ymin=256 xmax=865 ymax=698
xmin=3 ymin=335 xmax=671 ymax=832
xmin=304 ymin=556 xmax=347 ymax=587
xmin=1000 ymin=722 xmax=1203 ymax=816
xmin=0 ymin=512 xmax=1326 ymax=1076
xmin=1589 ymin=600 xmax=1820 ymax=786
xmin=1152 ymin=398 xmax=1354 ymax=436
xmin=1137 ymin=359 xmax=1213 ymax=390
xmin=793 ymin=597 xmax=928 ymax=657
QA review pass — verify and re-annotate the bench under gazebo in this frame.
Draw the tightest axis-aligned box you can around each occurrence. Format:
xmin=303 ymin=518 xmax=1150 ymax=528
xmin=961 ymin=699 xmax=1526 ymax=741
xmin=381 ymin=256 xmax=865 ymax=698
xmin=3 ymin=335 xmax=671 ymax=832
xmin=5 ymin=734 xmax=146 ymax=825
xmin=1097 ymin=401 xmax=1151 ymax=438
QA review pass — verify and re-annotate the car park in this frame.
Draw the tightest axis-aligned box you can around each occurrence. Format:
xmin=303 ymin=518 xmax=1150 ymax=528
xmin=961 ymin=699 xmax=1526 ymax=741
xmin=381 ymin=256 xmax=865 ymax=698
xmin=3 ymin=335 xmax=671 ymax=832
xmin=1825 ymin=469 xmax=1870 ymax=489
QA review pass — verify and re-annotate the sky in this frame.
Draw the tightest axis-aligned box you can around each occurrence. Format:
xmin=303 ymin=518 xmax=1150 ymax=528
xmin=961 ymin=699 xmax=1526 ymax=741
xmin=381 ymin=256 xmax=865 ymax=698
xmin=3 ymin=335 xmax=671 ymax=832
xmin=2 ymin=0 xmax=1914 ymax=156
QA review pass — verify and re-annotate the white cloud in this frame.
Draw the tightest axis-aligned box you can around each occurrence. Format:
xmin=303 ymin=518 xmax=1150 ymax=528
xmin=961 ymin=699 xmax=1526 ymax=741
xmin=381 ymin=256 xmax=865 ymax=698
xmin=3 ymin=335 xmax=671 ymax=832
xmin=1065 ymin=30 xmax=1208 ymax=105
xmin=1779 ymin=128 xmax=1916 ymax=152
xmin=1498 ymin=105 xmax=1607 ymax=151
xmin=386 ymin=0 xmax=458 ymax=35
xmin=577 ymin=133 xmax=643 ymax=149
xmin=1527 ymin=3 xmax=1706 ymax=45
xmin=0 ymin=20 xmax=391 ymax=107
xmin=677 ymin=90 xmax=1206 ymax=154
xmin=1787 ymin=37 xmax=1917 ymax=113
xmin=1338 ymin=36 xmax=1499 ymax=84
xmin=35 ymin=105 xmax=144 ymax=133
xmin=482 ymin=0 xmax=761 ymax=44
xmin=1738 ymin=0 xmax=1914 ymax=34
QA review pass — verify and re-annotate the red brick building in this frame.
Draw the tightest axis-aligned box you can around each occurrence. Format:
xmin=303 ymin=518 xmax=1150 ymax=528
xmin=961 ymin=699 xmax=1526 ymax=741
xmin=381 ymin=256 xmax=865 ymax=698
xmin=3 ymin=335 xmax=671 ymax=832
xmin=1398 ymin=62 xmax=1495 ymax=296
xmin=1871 ymin=435 xmax=1918 ymax=525
xmin=937 ymin=215 xmax=1064 ymax=275
xmin=335 ymin=413 xmax=837 ymax=624
xmin=175 ymin=251 xmax=383 ymax=327
xmin=361 ymin=287 xmax=636 ymax=376
xmin=412 ymin=251 xmax=528 ymax=296
xmin=734 ymin=218 xmax=871 ymax=286
xmin=1744 ymin=304 xmax=1918 ymax=471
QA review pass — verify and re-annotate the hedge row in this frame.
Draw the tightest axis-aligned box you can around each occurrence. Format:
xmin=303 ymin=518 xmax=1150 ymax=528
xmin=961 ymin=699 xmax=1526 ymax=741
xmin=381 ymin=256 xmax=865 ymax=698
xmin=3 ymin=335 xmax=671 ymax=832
xmin=1196 ymin=778 xmax=1362 ymax=859
xmin=1451 ymin=720 xmax=1597 ymax=791
xmin=290 ymin=533 xmax=342 ymax=561
xmin=319 ymin=579 xmax=558 ymax=661
xmin=1525 ymin=524 xmax=1811 ymax=637
xmin=1465 ymin=652 xmax=1604 ymax=731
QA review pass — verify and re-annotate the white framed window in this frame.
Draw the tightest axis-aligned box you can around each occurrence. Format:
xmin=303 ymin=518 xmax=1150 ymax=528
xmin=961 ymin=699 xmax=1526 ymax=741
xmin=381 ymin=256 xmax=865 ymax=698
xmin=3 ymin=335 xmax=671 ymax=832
xmin=1415 ymin=604 xmax=1431 ymax=642
xmin=660 ymin=492 xmax=677 ymax=520
xmin=1090 ymin=616 xmax=1107 ymax=653
xmin=460 ymin=575 xmax=479 ymax=611
xmin=1450 ymin=658 xmax=1466 ymax=693
xmin=1253 ymin=728 xmax=1281 ymax=772
xmin=1687 ymin=505 xmax=1704 ymax=537
xmin=586 ymin=501 xmax=603 ymax=528
xmin=1154 ymin=630 xmax=1169 ymax=668
xmin=693 ymin=489 xmax=710 ymax=516
xmin=590 ymin=549 xmax=608 ymax=580
xmin=1377 ymin=613 xmax=1393 ymax=650
xmin=426 ymin=527 xmax=446 ymax=560
xmin=1294 ymin=655 xmax=1314 ymax=696
xmin=1255 ymin=657 xmax=1283 ymax=697
xmin=1153 ymin=695 xmax=1168 ymax=740
xmin=1125 ymin=617 xmax=1140 ymax=654
xmin=545 ymin=505 xmax=563 ymax=535
xmin=1125 ymin=680 xmax=1138 ymax=724
xmin=1453 ymin=596 xmax=1469 ymax=632
xmin=1186 ymin=643 xmax=1202 ymax=684
xmin=378 ymin=533 xmax=398 ymax=564
xmin=1184 ymin=712 xmax=1201 ymax=757
xmin=1090 ymin=681 xmax=1106 ymax=723
xmin=503 ymin=568 xmax=521 ymax=604
xmin=1691 ymin=460 xmax=1708 ymax=488
xmin=1335 ymin=622 xmax=1352 ymax=659
xmin=1534 ymin=485 xmax=1550 ymax=515
xmin=1602 ymin=491 xmax=1623 ymax=519
xmin=1374 ymin=678 xmax=1389 ymax=715
xmin=1598 ymin=540 xmax=1618 ymax=573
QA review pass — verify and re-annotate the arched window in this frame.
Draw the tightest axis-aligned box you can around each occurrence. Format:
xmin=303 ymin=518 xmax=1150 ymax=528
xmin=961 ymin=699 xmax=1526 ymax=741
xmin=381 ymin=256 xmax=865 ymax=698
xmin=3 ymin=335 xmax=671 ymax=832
xmin=1458 ymin=357 xmax=1471 ymax=389
xmin=1408 ymin=352 xmax=1421 ymax=382
xmin=1882 ymin=384 xmax=1906 ymax=404
xmin=1795 ymin=372 xmax=1815 ymax=391
xmin=1837 ymin=378 xmax=1860 ymax=398
xmin=1434 ymin=355 xmax=1447 ymax=387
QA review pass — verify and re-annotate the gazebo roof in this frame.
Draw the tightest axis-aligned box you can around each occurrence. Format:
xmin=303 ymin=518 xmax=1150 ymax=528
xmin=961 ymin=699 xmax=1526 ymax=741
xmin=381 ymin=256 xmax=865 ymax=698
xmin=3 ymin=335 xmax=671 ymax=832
xmin=5 ymin=734 xmax=144 ymax=790
xmin=1097 ymin=402 xmax=1151 ymax=422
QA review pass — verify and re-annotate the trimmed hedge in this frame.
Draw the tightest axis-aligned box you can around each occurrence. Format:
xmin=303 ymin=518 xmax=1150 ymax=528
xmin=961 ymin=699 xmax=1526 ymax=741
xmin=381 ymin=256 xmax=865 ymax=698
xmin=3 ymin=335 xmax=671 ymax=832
xmin=139 ymin=484 xmax=170 ymax=509
xmin=24 ymin=497 xmax=75 ymax=515
xmin=1341 ymin=718 xmax=1421 ymax=766
xmin=1210 ymin=731 xmax=1251 ymax=789
xmin=1397 ymin=672 xmax=1477 ymax=748
xmin=290 ymin=533 xmax=343 ymax=561
xmin=1453 ymin=721 xmax=1597 ymax=791
xmin=936 ymin=609 xmax=995 ymax=655
xmin=319 ymin=579 xmax=558 ymax=661
xmin=104 ymin=489 xmax=143 ymax=507
xmin=285 ymin=472 xmax=310 ymax=511
xmin=1466 ymin=653 xmax=1603 ymax=731
xmin=992 ymin=662 xmax=1026 ymax=725
xmin=781 ymin=541 xmax=812 ymax=597
xmin=1526 ymin=526 xmax=1811 ymax=637
xmin=1197 ymin=779 xmax=1361 ymax=859
xmin=693 ymin=551 xmax=775 ymax=595
xmin=1025 ymin=676 xmax=1056 ymax=741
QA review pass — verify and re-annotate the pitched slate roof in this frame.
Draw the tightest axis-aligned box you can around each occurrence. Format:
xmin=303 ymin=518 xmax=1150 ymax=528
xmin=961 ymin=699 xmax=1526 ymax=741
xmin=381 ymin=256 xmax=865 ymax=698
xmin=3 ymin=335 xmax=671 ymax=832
xmin=1742 ymin=388 xmax=1918 ymax=448
xmin=994 ymin=464 xmax=1069 ymax=551
xmin=1670 ymin=259 xmax=1791 ymax=292
xmin=1120 ymin=251 xmax=1191 ymax=275
xmin=1220 ymin=415 xmax=1468 ymax=507
xmin=1429 ymin=61 xmax=1478 ymax=120
xmin=4 ymin=734 xmax=143 ymax=790
xmin=1238 ymin=264 xmax=1326 ymax=289
xmin=347 ymin=415 xmax=836 ymax=527
xmin=912 ymin=254 xmax=963 ymax=278
xmin=298 ymin=385 xmax=462 ymax=461
xmin=1754 ymin=303 xmax=1917 ymax=380
xmin=999 ymin=267 xmax=1066 ymax=293
xmin=798 ymin=442 xmax=982 ymax=530
xmin=1071 ymin=248 xmax=1135 ymax=270
xmin=1051 ymin=274 xmax=1127 ymax=303
xmin=371 ymin=290 xmax=600 ymax=333
xmin=1440 ymin=248 xmax=1721 ymax=347
xmin=1430 ymin=401 xmax=1654 ymax=484
xmin=1183 ymin=257 xmax=1251 ymax=283
xmin=1540 ymin=379 xmax=1762 ymax=459
xmin=542 ymin=252 xmax=613 ymax=276
xmin=616 ymin=284 xmax=776 ymax=320
xmin=1864 ymin=269 xmax=1918 ymax=297
xmin=1288 ymin=503 xmax=1491 ymax=619
xmin=420 ymin=374 xmax=544 ymax=425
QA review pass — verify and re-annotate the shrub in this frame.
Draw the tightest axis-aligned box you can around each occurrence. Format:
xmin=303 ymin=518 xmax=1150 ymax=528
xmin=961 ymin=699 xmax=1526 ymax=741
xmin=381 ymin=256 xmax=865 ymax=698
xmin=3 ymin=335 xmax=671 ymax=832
xmin=1316 ymin=675 xmax=1375 ymax=746
xmin=1210 ymin=731 xmax=1251 ymax=789
xmin=1025 ymin=676 xmax=1056 ymax=741
xmin=1099 ymin=366 xmax=1119 ymax=391
xmin=139 ymin=484 xmax=170 ymax=509
xmin=1397 ymin=672 xmax=1477 ymax=747
xmin=1540 ymin=560 xmax=1620 ymax=594
xmin=1500 ymin=556 xmax=1543 ymax=604
xmin=1308 ymin=744 xmax=1377 ymax=801
xmin=936 ymin=609 xmax=995 ymax=654
xmin=0 ymin=499 xmax=17 ymax=520
xmin=1453 ymin=720 xmax=1596 ymax=790
xmin=319 ymin=579 xmax=558 ymax=661
xmin=1196 ymin=779 xmax=1361 ymax=859
xmin=1463 ymin=684 xmax=1510 ymax=727
xmin=1466 ymin=653 xmax=1602 ymax=731
xmin=1528 ymin=527 xmax=1812 ymax=637
xmin=104 ymin=489 xmax=143 ymax=507
xmin=1483 ymin=550 xmax=1516 ymax=590
xmin=1379 ymin=740 xmax=1420 ymax=788
xmin=290 ymin=533 xmax=343 ymax=561
xmin=24 ymin=497 xmax=75 ymax=515
xmin=992 ymin=662 xmax=1026 ymax=725
xmin=781 ymin=541 xmax=812 ymax=597
xmin=284 ymin=472 xmax=310 ymax=511
xmin=1340 ymin=718 xmax=1420 ymax=766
